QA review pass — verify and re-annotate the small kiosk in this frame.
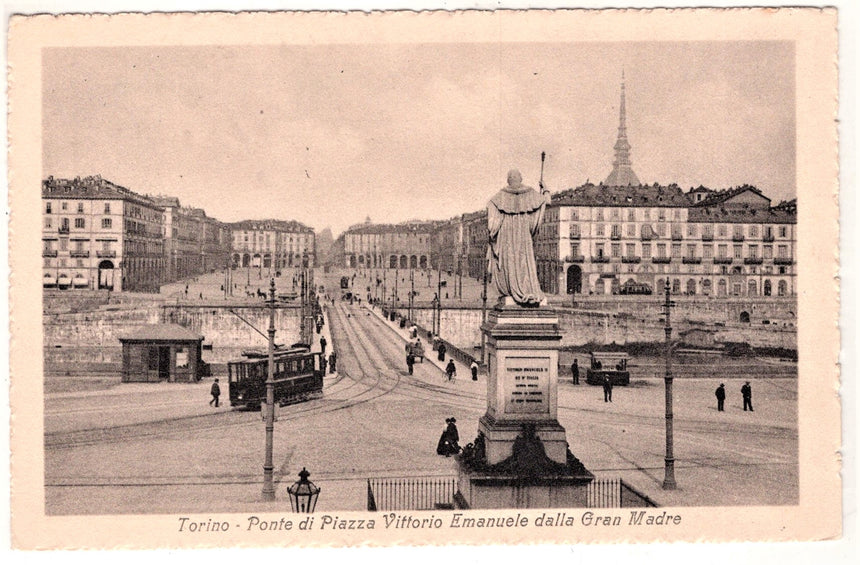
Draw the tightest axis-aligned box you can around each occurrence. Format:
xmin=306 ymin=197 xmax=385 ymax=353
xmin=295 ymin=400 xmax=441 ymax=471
xmin=119 ymin=324 xmax=205 ymax=383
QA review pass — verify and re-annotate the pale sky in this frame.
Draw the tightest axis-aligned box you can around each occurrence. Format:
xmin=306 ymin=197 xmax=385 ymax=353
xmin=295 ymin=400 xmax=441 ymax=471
xmin=43 ymin=41 xmax=795 ymax=236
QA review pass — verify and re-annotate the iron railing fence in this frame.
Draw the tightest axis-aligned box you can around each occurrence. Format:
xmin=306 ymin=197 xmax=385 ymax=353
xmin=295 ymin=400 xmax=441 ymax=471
xmin=367 ymin=476 xmax=658 ymax=511
xmin=367 ymin=476 xmax=457 ymax=511
xmin=587 ymin=478 xmax=659 ymax=508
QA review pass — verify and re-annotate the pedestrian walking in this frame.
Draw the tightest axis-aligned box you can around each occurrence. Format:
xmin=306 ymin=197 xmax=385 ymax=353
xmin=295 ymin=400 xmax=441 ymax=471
xmin=209 ymin=378 xmax=221 ymax=407
xmin=741 ymin=381 xmax=754 ymax=411
xmin=603 ymin=375 xmax=613 ymax=403
xmin=329 ymin=351 xmax=337 ymax=373
xmin=319 ymin=356 xmax=327 ymax=375
xmin=445 ymin=359 xmax=457 ymax=382
xmin=470 ymin=360 xmax=479 ymax=381
xmin=571 ymin=358 xmax=580 ymax=385
xmin=715 ymin=383 xmax=726 ymax=411
xmin=437 ymin=342 xmax=447 ymax=362
xmin=320 ymin=335 xmax=327 ymax=355
xmin=406 ymin=352 xmax=415 ymax=375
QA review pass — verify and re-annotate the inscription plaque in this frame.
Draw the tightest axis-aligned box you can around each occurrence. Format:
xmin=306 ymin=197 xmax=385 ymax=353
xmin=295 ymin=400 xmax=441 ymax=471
xmin=503 ymin=355 xmax=550 ymax=414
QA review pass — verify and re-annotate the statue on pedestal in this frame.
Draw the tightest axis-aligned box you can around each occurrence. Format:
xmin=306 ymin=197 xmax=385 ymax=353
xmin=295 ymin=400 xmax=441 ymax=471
xmin=487 ymin=169 xmax=551 ymax=307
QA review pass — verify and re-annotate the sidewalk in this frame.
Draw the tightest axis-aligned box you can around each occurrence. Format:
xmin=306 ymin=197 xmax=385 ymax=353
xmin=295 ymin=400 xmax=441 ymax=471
xmin=363 ymin=303 xmax=483 ymax=387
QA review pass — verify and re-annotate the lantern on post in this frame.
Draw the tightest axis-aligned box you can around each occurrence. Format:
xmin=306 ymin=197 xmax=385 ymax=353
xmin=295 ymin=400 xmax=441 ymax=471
xmin=287 ymin=467 xmax=321 ymax=513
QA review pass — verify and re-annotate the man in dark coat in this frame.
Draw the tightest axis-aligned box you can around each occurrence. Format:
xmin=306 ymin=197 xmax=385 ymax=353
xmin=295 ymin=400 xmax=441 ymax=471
xmin=741 ymin=381 xmax=753 ymax=411
xmin=603 ymin=375 xmax=613 ymax=403
xmin=329 ymin=351 xmax=337 ymax=373
xmin=406 ymin=352 xmax=415 ymax=375
xmin=445 ymin=359 xmax=457 ymax=382
xmin=320 ymin=335 xmax=327 ymax=355
xmin=715 ymin=383 xmax=726 ymax=411
xmin=571 ymin=359 xmax=580 ymax=384
xmin=437 ymin=342 xmax=447 ymax=362
xmin=209 ymin=378 xmax=221 ymax=407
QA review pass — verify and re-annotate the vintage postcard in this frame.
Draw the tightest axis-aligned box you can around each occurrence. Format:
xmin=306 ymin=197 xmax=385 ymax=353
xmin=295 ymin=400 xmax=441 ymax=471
xmin=7 ymin=8 xmax=840 ymax=549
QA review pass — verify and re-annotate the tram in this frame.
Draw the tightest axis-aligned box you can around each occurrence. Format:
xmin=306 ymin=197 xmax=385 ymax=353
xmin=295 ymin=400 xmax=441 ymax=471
xmin=227 ymin=346 xmax=323 ymax=410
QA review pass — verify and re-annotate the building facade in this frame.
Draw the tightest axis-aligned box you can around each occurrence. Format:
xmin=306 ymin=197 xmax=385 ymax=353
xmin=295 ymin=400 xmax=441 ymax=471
xmin=541 ymin=184 xmax=796 ymax=298
xmin=42 ymin=175 xmax=165 ymax=292
xmin=152 ymin=196 xmax=201 ymax=283
xmin=231 ymin=219 xmax=316 ymax=270
xmin=342 ymin=220 xmax=433 ymax=270
xmin=152 ymin=198 xmax=233 ymax=283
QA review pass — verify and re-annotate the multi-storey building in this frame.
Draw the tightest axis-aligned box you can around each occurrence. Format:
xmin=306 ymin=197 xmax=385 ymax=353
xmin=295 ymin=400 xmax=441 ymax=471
xmin=334 ymin=74 xmax=797 ymax=301
xmin=152 ymin=196 xmax=201 ymax=282
xmin=231 ymin=219 xmax=316 ymax=270
xmin=42 ymin=175 xmax=165 ymax=292
xmin=152 ymin=198 xmax=233 ymax=282
xmin=462 ymin=210 xmax=489 ymax=280
xmin=199 ymin=212 xmax=233 ymax=274
xmin=341 ymin=220 xmax=433 ymax=270
xmin=534 ymin=74 xmax=797 ymax=298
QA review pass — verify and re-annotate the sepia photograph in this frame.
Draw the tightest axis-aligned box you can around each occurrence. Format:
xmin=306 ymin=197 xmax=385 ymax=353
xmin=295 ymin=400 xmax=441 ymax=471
xmin=7 ymin=6 xmax=842 ymax=550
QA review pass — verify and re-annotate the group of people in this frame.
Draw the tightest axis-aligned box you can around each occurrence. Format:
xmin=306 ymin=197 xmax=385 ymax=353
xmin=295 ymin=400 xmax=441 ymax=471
xmin=715 ymin=381 xmax=754 ymax=412
xmin=436 ymin=417 xmax=460 ymax=456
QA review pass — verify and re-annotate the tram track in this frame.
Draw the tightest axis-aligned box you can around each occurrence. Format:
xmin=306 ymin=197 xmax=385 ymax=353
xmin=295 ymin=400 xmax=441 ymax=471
xmin=45 ymin=301 xmax=402 ymax=450
xmin=45 ymin=299 xmax=795 ymax=462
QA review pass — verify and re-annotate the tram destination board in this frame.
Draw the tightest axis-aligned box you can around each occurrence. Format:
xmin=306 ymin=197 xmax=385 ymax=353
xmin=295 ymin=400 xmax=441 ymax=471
xmin=503 ymin=355 xmax=550 ymax=415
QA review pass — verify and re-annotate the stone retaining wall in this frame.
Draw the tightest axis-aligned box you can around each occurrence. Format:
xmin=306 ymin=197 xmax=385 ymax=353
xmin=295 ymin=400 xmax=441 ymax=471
xmin=398 ymin=305 xmax=796 ymax=354
xmin=43 ymin=303 xmax=303 ymax=370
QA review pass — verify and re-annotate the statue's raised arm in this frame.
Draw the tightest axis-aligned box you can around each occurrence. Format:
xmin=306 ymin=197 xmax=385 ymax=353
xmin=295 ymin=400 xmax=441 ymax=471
xmin=486 ymin=169 xmax=551 ymax=307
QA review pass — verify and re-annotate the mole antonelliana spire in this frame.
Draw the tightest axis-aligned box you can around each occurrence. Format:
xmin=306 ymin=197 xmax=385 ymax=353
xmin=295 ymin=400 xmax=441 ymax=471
xmin=604 ymin=70 xmax=641 ymax=186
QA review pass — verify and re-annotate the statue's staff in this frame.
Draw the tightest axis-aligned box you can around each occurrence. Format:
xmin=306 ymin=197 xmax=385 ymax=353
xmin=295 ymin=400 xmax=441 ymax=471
xmin=539 ymin=151 xmax=546 ymax=190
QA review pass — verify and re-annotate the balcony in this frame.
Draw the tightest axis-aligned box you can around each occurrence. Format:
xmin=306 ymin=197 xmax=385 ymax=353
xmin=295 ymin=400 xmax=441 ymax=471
xmin=744 ymin=257 xmax=763 ymax=265
xmin=591 ymin=256 xmax=610 ymax=263
xmin=671 ymin=233 xmax=683 ymax=241
xmin=610 ymin=233 xmax=622 ymax=240
xmin=713 ymin=257 xmax=733 ymax=264
xmin=96 ymin=250 xmax=117 ymax=258
xmin=682 ymin=257 xmax=702 ymax=264
xmin=42 ymin=250 xmax=58 ymax=257
xmin=58 ymin=226 xmax=70 ymax=234
xmin=732 ymin=234 xmax=745 ymax=242
xmin=701 ymin=234 xmax=714 ymax=241
xmin=569 ymin=233 xmax=580 ymax=240
xmin=652 ymin=257 xmax=671 ymax=264
xmin=621 ymin=256 xmax=641 ymax=263
xmin=774 ymin=257 xmax=794 ymax=265
xmin=640 ymin=233 xmax=654 ymax=241
xmin=565 ymin=255 xmax=586 ymax=263
xmin=70 ymin=250 xmax=90 ymax=258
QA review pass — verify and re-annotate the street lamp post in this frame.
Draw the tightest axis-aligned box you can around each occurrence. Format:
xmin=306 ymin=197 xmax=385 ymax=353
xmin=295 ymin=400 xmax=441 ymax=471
xmin=662 ymin=279 xmax=677 ymax=490
xmin=262 ymin=278 xmax=277 ymax=500
xmin=481 ymin=241 xmax=489 ymax=364
xmin=409 ymin=268 xmax=414 ymax=322
xmin=436 ymin=260 xmax=443 ymax=337
xmin=394 ymin=265 xmax=399 ymax=313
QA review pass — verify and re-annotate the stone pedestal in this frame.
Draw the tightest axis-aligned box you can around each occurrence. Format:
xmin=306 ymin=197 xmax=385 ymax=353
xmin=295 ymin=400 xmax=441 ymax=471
xmin=480 ymin=303 xmax=565 ymax=464
xmin=456 ymin=301 xmax=593 ymax=509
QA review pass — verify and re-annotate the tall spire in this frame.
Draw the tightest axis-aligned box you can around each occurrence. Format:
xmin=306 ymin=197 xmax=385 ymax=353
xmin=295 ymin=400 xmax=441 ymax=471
xmin=605 ymin=70 xmax=640 ymax=186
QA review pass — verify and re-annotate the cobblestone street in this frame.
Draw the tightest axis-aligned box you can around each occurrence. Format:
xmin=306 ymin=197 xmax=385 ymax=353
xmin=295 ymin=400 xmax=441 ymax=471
xmin=45 ymin=290 xmax=797 ymax=514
